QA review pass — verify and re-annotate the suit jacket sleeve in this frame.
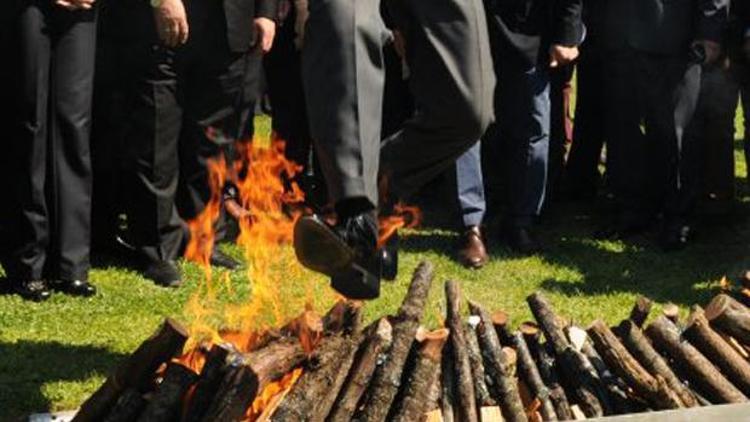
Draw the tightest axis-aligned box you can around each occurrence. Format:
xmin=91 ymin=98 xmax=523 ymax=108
xmin=552 ymin=0 xmax=584 ymax=46
xmin=696 ymin=0 xmax=728 ymax=42
xmin=255 ymin=0 xmax=278 ymax=20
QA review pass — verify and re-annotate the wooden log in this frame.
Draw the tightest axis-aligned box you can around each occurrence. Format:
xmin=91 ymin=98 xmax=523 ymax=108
xmin=466 ymin=321 xmax=496 ymax=407
xmin=323 ymin=300 xmax=364 ymax=335
xmin=719 ymin=333 xmax=750 ymax=360
xmin=305 ymin=336 xmax=364 ymax=420
xmin=512 ymin=332 xmax=557 ymax=420
xmin=578 ymin=338 xmax=640 ymax=415
xmin=358 ymin=261 xmax=435 ymax=422
xmin=663 ymin=303 xmax=681 ymax=326
xmin=684 ymin=305 xmax=750 ymax=395
xmin=587 ymin=320 xmax=682 ymax=409
xmin=645 ymin=316 xmax=748 ymax=403
xmin=73 ymin=318 xmax=189 ymax=422
xmin=479 ymin=406 xmax=503 ymax=422
xmin=424 ymin=354 xmax=443 ymax=415
xmin=706 ymin=294 xmax=750 ymax=346
xmin=392 ymin=329 xmax=449 ymax=422
xmin=629 ymin=296 xmax=653 ymax=328
xmin=201 ymin=338 xmax=307 ymax=422
xmin=524 ymin=325 xmax=572 ymax=420
xmin=441 ymin=345 xmax=457 ymax=422
xmin=328 ymin=318 xmax=393 ymax=422
xmin=270 ymin=335 xmax=357 ymax=421
xmin=444 ymin=281 xmax=479 ymax=422
xmin=468 ymin=301 xmax=527 ymax=422
xmin=617 ymin=319 xmax=696 ymax=407
xmin=102 ymin=389 xmax=146 ymax=422
xmin=182 ymin=344 xmax=232 ymax=422
xmin=424 ymin=410 xmax=444 ymax=422
xmin=527 ymin=292 xmax=611 ymax=417
xmin=137 ymin=363 xmax=198 ymax=422
xmin=492 ymin=311 xmax=514 ymax=346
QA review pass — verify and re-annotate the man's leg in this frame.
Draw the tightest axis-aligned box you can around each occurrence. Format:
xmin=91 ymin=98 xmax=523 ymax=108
xmin=455 ymin=142 xmax=488 ymax=268
xmin=380 ymin=0 xmax=495 ymax=199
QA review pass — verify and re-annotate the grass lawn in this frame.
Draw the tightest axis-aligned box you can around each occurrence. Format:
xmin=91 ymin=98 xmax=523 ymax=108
xmin=1 ymin=115 xmax=750 ymax=420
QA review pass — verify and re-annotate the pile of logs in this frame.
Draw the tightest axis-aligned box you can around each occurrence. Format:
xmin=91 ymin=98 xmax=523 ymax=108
xmin=72 ymin=261 xmax=750 ymax=421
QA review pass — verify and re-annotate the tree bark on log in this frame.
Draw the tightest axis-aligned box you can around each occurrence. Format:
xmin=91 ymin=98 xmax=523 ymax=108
xmin=629 ymin=296 xmax=653 ymax=328
xmin=512 ymin=332 xmax=557 ymax=420
xmin=684 ymin=306 xmax=750 ymax=395
xmin=587 ymin=320 xmax=682 ymax=410
xmin=492 ymin=311 xmax=514 ymax=346
xmin=137 ymin=363 xmax=198 ymax=422
xmin=444 ymin=281 xmax=478 ymax=422
xmin=201 ymin=338 xmax=306 ymax=422
xmin=391 ymin=329 xmax=449 ymax=422
xmin=706 ymin=294 xmax=750 ymax=346
xmin=358 ymin=261 xmax=435 ymax=422
xmin=523 ymin=323 xmax=572 ymax=420
xmin=468 ymin=301 xmax=527 ymax=422
xmin=73 ymin=318 xmax=189 ymax=422
xmin=527 ymin=292 xmax=611 ymax=417
xmin=182 ymin=344 xmax=232 ymax=422
xmin=579 ymin=338 xmax=640 ymax=415
xmin=466 ymin=322 xmax=496 ymax=407
xmin=102 ymin=389 xmax=146 ymax=422
xmin=270 ymin=335 xmax=357 ymax=421
xmin=441 ymin=346 xmax=457 ymax=422
xmin=663 ymin=303 xmax=681 ymax=326
xmin=327 ymin=319 xmax=393 ymax=422
xmin=618 ymin=319 xmax=697 ymax=407
xmin=323 ymin=300 xmax=364 ymax=335
xmin=645 ymin=316 xmax=748 ymax=404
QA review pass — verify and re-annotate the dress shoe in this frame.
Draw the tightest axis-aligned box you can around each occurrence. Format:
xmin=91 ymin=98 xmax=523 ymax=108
xmin=210 ymin=249 xmax=241 ymax=270
xmin=502 ymin=226 xmax=542 ymax=255
xmin=381 ymin=233 xmax=399 ymax=281
xmin=143 ymin=260 xmax=182 ymax=288
xmin=13 ymin=279 xmax=51 ymax=302
xmin=659 ymin=222 xmax=692 ymax=252
xmin=456 ymin=226 xmax=488 ymax=269
xmin=51 ymin=279 xmax=97 ymax=297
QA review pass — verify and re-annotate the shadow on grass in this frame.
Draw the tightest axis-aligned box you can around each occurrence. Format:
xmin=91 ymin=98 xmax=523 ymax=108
xmin=0 ymin=341 xmax=124 ymax=419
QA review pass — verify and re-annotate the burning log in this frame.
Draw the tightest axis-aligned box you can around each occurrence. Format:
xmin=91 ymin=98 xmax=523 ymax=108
xmin=705 ymin=294 xmax=750 ymax=346
xmin=527 ymin=292 xmax=611 ymax=417
xmin=683 ymin=306 xmax=750 ymax=395
xmin=444 ymin=281 xmax=478 ymax=422
xmin=645 ymin=316 xmax=748 ymax=404
xmin=73 ymin=318 xmax=189 ymax=422
xmin=327 ymin=318 xmax=393 ymax=422
xmin=137 ymin=362 xmax=199 ymax=421
xmin=358 ymin=261 xmax=435 ymax=422
xmin=270 ymin=335 xmax=358 ymax=421
xmin=201 ymin=338 xmax=307 ymax=421
xmin=617 ymin=319 xmax=697 ymax=407
xmin=102 ymin=389 xmax=146 ymax=422
xmin=512 ymin=332 xmax=557 ymax=420
xmin=522 ymin=322 xmax=572 ymax=420
xmin=182 ymin=344 xmax=232 ymax=422
xmin=391 ymin=328 xmax=449 ymax=422
xmin=468 ymin=300 xmax=527 ymax=422
xmin=466 ymin=319 xmax=496 ymax=407
xmin=629 ymin=296 xmax=653 ymax=328
xmin=587 ymin=320 xmax=682 ymax=410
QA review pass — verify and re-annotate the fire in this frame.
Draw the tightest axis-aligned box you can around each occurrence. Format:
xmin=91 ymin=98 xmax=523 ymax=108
xmin=245 ymin=367 xmax=303 ymax=421
xmin=378 ymin=203 xmax=422 ymax=248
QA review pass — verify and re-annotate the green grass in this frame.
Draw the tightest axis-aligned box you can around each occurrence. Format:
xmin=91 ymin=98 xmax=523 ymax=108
xmin=1 ymin=115 xmax=750 ymax=420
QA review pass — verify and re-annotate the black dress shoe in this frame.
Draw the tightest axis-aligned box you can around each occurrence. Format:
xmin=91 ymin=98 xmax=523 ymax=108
xmin=51 ymin=279 xmax=97 ymax=297
xmin=659 ymin=222 xmax=692 ymax=252
xmin=143 ymin=260 xmax=182 ymax=288
xmin=210 ymin=249 xmax=241 ymax=270
xmin=381 ymin=233 xmax=399 ymax=281
xmin=502 ymin=226 xmax=542 ymax=255
xmin=294 ymin=214 xmax=356 ymax=276
xmin=13 ymin=279 xmax=51 ymax=302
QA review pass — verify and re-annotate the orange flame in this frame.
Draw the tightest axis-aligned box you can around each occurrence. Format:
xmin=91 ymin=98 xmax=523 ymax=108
xmin=245 ymin=367 xmax=303 ymax=421
xmin=720 ymin=276 xmax=731 ymax=292
xmin=378 ymin=203 xmax=422 ymax=248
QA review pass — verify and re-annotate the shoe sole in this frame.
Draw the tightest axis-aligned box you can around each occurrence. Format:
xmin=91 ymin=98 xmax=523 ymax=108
xmin=294 ymin=216 xmax=355 ymax=277
xmin=331 ymin=263 xmax=381 ymax=300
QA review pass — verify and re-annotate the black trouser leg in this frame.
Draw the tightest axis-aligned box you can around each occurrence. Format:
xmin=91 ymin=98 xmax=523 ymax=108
xmin=49 ymin=10 xmax=96 ymax=281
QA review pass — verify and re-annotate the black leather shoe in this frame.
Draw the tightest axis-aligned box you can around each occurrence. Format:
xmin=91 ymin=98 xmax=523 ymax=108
xmin=659 ymin=222 xmax=691 ymax=252
xmin=502 ymin=226 xmax=542 ymax=255
xmin=143 ymin=260 xmax=182 ymax=288
xmin=51 ymin=280 xmax=97 ymax=297
xmin=210 ymin=249 xmax=241 ymax=270
xmin=381 ymin=233 xmax=399 ymax=281
xmin=294 ymin=214 xmax=356 ymax=277
xmin=14 ymin=279 xmax=51 ymax=302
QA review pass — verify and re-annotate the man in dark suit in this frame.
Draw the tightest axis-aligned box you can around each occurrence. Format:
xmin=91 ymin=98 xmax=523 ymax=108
xmin=597 ymin=0 xmax=728 ymax=250
xmin=481 ymin=0 xmax=584 ymax=253
xmin=118 ymin=0 xmax=276 ymax=286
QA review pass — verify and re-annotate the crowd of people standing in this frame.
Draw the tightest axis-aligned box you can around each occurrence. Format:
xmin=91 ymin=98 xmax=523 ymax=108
xmin=1 ymin=0 xmax=749 ymax=301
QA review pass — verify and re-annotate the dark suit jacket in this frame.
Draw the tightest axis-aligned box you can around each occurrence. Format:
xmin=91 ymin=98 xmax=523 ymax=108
xmin=484 ymin=0 xmax=585 ymax=68
xmin=601 ymin=0 xmax=728 ymax=55
xmin=224 ymin=0 xmax=277 ymax=52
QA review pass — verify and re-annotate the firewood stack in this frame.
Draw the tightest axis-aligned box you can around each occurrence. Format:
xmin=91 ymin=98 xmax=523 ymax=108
xmin=72 ymin=262 xmax=750 ymax=421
